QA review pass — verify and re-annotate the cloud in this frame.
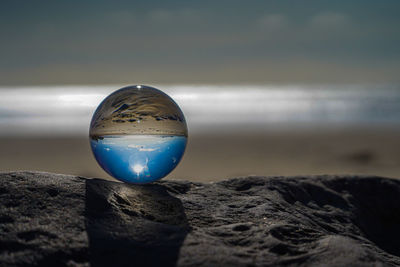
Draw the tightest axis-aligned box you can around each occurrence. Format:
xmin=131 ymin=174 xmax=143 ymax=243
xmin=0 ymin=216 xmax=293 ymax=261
xmin=148 ymin=9 xmax=173 ymax=22
xmin=256 ymin=11 xmax=356 ymax=46
xmin=139 ymin=148 xmax=156 ymax=152
xmin=107 ymin=11 xmax=137 ymax=26
xmin=147 ymin=8 xmax=202 ymax=25
xmin=258 ymin=12 xmax=351 ymax=34
xmin=309 ymin=12 xmax=350 ymax=30
xmin=127 ymin=144 xmax=157 ymax=151
xmin=258 ymin=14 xmax=289 ymax=32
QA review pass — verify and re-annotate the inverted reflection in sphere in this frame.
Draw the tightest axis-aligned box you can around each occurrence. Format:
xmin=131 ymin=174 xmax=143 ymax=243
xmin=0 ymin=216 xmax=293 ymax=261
xmin=89 ymin=85 xmax=188 ymax=184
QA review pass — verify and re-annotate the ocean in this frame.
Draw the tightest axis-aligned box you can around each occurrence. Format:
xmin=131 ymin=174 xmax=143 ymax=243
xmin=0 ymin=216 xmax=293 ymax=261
xmin=0 ymin=84 xmax=399 ymax=136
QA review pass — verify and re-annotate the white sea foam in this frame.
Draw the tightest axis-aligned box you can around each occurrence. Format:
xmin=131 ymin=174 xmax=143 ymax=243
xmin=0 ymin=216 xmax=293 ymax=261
xmin=0 ymin=84 xmax=399 ymax=136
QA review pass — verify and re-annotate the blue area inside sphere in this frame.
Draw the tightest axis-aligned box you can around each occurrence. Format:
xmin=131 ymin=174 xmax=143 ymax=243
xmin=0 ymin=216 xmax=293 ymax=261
xmin=90 ymin=135 xmax=187 ymax=184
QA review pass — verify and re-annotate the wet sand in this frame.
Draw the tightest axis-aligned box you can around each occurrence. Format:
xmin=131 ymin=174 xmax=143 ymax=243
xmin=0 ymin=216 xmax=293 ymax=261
xmin=1 ymin=128 xmax=399 ymax=182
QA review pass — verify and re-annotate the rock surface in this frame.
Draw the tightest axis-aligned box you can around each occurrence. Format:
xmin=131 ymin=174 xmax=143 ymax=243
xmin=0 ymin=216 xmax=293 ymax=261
xmin=1 ymin=171 xmax=400 ymax=266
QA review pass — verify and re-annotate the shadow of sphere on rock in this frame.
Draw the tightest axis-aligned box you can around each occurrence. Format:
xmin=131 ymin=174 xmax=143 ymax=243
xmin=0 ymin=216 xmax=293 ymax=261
xmin=85 ymin=178 xmax=189 ymax=267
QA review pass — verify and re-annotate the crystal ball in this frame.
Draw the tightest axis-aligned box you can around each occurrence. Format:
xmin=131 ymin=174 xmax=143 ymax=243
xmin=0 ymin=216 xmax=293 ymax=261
xmin=89 ymin=85 xmax=188 ymax=184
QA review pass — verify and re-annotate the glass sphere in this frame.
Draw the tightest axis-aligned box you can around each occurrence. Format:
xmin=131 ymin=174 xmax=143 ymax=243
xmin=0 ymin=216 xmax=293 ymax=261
xmin=89 ymin=85 xmax=188 ymax=184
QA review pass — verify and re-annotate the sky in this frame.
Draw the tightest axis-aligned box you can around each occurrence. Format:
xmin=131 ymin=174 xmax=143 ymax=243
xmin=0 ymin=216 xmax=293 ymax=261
xmin=1 ymin=0 xmax=400 ymax=85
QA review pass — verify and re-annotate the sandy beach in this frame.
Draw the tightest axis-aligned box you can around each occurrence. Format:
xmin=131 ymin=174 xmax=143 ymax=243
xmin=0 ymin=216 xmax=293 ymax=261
xmin=1 ymin=127 xmax=399 ymax=182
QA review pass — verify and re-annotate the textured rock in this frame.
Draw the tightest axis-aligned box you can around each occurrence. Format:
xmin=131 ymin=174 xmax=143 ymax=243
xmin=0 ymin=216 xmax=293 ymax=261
xmin=1 ymin=171 xmax=400 ymax=266
xmin=0 ymin=172 xmax=87 ymax=266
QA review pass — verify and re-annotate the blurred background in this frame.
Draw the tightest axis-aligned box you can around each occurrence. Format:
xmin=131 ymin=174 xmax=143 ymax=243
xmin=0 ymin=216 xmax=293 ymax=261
xmin=0 ymin=0 xmax=399 ymax=181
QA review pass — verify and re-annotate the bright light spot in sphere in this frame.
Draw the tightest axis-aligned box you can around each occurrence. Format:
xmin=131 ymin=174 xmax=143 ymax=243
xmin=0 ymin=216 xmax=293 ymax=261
xmin=137 ymin=85 xmax=142 ymax=89
xmin=133 ymin=164 xmax=144 ymax=174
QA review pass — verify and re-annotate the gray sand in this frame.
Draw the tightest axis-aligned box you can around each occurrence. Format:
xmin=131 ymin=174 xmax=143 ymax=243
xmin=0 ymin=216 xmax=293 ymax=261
xmin=0 ymin=129 xmax=399 ymax=182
